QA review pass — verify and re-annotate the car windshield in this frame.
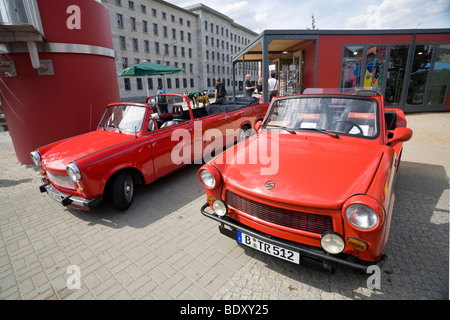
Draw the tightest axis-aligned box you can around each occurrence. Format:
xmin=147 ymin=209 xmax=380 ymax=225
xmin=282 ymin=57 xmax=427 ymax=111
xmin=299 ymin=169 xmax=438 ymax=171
xmin=98 ymin=105 xmax=146 ymax=133
xmin=265 ymin=96 xmax=379 ymax=138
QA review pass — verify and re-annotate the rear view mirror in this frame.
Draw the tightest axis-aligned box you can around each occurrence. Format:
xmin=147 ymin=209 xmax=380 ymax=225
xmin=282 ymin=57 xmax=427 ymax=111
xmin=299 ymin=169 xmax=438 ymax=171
xmin=255 ymin=120 xmax=263 ymax=132
xmin=387 ymin=127 xmax=413 ymax=145
xmin=150 ymin=113 xmax=160 ymax=120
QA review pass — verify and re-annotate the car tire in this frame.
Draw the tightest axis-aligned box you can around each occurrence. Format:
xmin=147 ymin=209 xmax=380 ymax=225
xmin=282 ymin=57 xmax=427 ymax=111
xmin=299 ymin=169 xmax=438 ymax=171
xmin=111 ymin=170 xmax=134 ymax=211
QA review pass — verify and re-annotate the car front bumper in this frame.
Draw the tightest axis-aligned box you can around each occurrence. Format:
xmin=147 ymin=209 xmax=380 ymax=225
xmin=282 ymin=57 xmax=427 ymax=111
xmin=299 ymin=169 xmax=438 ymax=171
xmin=40 ymin=179 xmax=102 ymax=209
xmin=201 ymin=202 xmax=387 ymax=273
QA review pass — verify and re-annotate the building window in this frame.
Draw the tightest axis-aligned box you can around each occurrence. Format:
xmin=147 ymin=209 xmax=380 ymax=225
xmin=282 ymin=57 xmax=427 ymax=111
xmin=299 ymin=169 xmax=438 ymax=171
xmin=407 ymin=45 xmax=434 ymax=105
xmin=152 ymin=8 xmax=157 ymax=17
xmin=122 ymin=57 xmax=128 ymax=69
xmin=167 ymin=78 xmax=172 ymax=89
xmin=162 ymin=12 xmax=166 ymax=20
xmin=148 ymin=78 xmax=153 ymax=90
xmin=180 ymin=31 xmax=184 ymax=41
xmin=188 ymin=33 xmax=191 ymax=43
xmin=124 ymin=78 xmax=131 ymax=90
xmin=132 ymin=38 xmax=138 ymax=51
xmin=341 ymin=45 xmax=364 ymax=89
xmin=153 ymin=23 xmax=158 ymax=36
xmin=385 ymin=45 xmax=410 ymax=106
xmin=155 ymin=42 xmax=160 ymax=54
xmin=175 ymin=78 xmax=180 ymax=88
xmin=128 ymin=1 xmax=134 ymax=10
xmin=163 ymin=26 xmax=167 ymax=38
xmin=426 ymin=44 xmax=450 ymax=105
xmin=117 ymin=14 xmax=123 ymax=28
xmin=140 ymin=5 xmax=146 ymax=13
xmin=119 ymin=36 xmax=126 ymax=50
xmin=130 ymin=17 xmax=136 ymax=31
xmin=137 ymin=78 xmax=143 ymax=90
xmin=144 ymin=40 xmax=149 ymax=53
xmin=142 ymin=20 xmax=148 ymax=33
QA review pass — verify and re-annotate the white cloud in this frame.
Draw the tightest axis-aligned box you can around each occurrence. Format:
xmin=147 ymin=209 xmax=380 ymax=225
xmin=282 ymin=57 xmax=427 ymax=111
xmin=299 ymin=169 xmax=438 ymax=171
xmin=345 ymin=0 xmax=450 ymax=29
xmin=169 ymin=0 xmax=450 ymax=31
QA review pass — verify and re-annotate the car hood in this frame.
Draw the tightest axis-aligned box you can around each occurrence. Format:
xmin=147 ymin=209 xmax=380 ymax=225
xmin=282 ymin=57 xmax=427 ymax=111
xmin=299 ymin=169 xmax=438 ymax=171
xmin=40 ymin=130 xmax=134 ymax=171
xmin=217 ymin=132 xmax=384 ymax=209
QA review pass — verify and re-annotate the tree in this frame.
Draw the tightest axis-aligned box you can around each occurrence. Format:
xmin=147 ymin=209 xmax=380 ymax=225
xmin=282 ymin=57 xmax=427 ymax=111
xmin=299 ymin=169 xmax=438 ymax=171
xmin=307 ymin=14 xmax=318 ymax=30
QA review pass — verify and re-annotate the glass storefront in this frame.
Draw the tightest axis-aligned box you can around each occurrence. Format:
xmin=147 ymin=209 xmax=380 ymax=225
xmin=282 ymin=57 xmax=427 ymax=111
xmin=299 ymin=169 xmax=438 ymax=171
xmin=340 ymin=43 xmax=450 ymax=109
xmin=385 ymin=45 xmax=409 ymax=106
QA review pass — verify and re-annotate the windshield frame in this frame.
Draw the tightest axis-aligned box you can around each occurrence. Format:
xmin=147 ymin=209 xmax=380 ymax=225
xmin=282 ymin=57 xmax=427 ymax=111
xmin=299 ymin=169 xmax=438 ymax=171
xmin=98 ymin=104 xmax=147 ymax=134
xmin=262 ymin=94 xmax=380 ymax=140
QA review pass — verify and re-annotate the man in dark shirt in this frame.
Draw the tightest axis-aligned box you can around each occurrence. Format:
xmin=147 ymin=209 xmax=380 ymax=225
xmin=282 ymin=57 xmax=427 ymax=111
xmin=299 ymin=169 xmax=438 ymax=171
xmin=245 ymin=74 xmax=255 ymax=97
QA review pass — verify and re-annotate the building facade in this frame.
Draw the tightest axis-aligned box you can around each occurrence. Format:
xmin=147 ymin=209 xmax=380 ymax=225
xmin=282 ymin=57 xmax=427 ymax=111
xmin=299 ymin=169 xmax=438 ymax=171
xmin=101 ymin=0 xmax=258 ymax=101
xmin=234 ymin=29 xmax=450 ymax=113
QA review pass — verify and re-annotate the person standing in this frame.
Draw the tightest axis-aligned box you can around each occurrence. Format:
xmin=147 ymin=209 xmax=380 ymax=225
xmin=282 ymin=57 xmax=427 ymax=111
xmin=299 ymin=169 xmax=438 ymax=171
xmin=156 ymin=85 xmax=168 ymax=114
xmin=245 ymin=74 xmax=255 ymax=97
xmin=268 ymin=71 xmax=279 ymax=101
xmin=214 ymin=76 xmax=227 ymax=101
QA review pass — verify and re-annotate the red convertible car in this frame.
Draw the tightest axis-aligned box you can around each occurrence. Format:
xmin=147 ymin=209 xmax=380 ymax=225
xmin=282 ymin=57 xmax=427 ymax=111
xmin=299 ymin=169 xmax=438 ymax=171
xmin=31 ymin=94 xmax=268 ymax=211
xmin=199 ymin=88 xmax=412 ymax=271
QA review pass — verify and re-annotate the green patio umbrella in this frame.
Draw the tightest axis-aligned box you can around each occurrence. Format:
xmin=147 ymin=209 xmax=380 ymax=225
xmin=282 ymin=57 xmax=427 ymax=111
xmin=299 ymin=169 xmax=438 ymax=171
xmin=117 ymin=60 xmax=183 ymax=76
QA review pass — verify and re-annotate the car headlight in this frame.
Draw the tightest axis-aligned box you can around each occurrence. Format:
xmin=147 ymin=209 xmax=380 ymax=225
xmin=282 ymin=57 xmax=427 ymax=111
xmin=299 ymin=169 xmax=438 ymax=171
xmin=199 ymin=169 xmax=215 ymax=188
xmin=212 ymin=199 xmax=228 ymax=217
xmin=30 ymin=151 xmax=41 ymax=167
xmin=320 ymin=231 xmax=345 ymax=254
xmin=344 ymin=204 xmax=379 ymax=230
xmin=66 ymin=162 xmax=82 ymax=182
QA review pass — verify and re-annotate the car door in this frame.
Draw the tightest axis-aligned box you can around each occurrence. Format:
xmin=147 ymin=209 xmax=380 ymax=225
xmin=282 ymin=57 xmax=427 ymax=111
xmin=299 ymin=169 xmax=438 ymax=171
xmin=150 ymin=118 xmax=194 ymax=179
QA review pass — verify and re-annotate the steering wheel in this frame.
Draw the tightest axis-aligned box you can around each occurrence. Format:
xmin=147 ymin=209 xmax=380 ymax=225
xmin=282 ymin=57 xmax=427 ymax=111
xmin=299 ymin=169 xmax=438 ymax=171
xmin=331 ymin=120 xmax=364 ymax=135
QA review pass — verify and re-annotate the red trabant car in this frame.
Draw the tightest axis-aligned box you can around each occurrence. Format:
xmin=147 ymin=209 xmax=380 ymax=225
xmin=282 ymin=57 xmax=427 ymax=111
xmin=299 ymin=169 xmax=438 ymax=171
xmin=199 ymin=89 xmax=412 ymax=272
xmin=31 ymin=94 xmax=267 ymax=211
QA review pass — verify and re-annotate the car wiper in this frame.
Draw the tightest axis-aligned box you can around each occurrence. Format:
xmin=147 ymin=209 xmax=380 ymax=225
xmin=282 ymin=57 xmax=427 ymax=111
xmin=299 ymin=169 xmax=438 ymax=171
xmin=266 ymin=124 xmax=297 ymax=135
xmin=300 ymin=128 xmax=339 ymax=138
xmin=109 ymin=124 xmax=122 ymax=133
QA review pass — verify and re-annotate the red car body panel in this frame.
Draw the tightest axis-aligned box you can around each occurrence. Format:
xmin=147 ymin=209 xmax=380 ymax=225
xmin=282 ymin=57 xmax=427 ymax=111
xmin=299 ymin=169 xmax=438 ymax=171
xmin=33 ymin=94 xmax=268 ymax=210
xmin=199 ymin=90 xmax=413 ymax=271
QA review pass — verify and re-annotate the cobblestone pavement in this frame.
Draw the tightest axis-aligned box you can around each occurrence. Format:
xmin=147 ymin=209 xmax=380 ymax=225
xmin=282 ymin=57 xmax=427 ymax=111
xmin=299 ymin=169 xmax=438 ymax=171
xmin=0 ymin=112 xmax=448 ymax=300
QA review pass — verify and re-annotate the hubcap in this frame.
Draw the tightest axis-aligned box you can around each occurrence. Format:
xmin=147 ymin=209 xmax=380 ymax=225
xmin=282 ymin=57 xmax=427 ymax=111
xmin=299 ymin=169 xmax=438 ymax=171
xmin=124 ymin=175 xmax=134 ymax=202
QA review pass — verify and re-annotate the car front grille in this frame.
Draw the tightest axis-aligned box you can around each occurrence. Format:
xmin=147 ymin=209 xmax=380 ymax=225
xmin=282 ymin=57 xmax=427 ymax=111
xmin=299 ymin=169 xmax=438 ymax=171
xmin=226 ymin=190 xmax=333 ymax=235
xmin=47 ymin=171 xmax=75 ymax=189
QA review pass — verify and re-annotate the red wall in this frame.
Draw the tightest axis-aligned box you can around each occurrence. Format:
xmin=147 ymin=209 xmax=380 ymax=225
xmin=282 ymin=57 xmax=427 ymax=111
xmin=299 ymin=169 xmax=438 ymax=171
xmin=0 ymin=0 xmax=120 ymax=164
xmin=315 ymin=34 xmax=414 ymax=89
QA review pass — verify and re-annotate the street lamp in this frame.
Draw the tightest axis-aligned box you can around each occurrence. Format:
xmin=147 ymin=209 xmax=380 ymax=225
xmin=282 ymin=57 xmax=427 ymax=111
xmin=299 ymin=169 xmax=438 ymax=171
xmin=162 ymin=41 xmax=177 ymax=92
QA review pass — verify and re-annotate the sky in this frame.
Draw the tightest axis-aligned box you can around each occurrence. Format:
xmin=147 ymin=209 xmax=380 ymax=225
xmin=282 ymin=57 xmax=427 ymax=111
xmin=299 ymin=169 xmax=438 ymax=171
xmin=168 ymin=0 xmax=450 ymax=33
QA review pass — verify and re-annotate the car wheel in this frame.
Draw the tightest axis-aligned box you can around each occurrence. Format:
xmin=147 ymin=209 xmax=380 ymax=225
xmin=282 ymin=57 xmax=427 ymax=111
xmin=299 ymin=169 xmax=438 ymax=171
xmin=111 ymin=171 xmax=134 ymax=211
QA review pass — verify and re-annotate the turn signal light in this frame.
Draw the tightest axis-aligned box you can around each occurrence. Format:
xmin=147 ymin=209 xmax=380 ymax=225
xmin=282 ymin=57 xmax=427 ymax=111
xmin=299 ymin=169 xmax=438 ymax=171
xmin=76 ymin=187 xmax=84 ymax=195
xmin=207 ymin=196 xmax=216 ymax=205
xmin=347 ymin=237 xmax=368 ymax=252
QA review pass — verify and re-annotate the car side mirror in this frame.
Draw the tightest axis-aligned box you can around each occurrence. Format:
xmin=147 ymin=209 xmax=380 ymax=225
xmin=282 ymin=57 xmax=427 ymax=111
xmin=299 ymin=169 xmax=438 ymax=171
xmin=387 ymin=127 xmax=413 ymax=145
xmin=255 ymin=120 xmax=263 ymax=132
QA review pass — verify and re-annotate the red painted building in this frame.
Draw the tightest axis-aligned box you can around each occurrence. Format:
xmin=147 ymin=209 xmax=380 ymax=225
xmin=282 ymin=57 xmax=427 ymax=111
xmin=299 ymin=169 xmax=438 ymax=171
xmin=233 ymin=29 xmax=450 ymax=112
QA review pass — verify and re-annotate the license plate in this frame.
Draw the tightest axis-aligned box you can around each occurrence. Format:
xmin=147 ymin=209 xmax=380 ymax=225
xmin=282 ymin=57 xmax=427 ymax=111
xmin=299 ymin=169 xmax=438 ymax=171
xmin=45 ymin=185 xmax=64 ymax=203
xmin=237 ymin=230 xmax=300 ymax=264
